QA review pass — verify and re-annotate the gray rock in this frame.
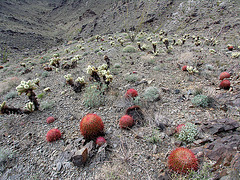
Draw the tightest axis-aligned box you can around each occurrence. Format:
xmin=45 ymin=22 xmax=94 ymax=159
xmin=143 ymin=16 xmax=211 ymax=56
xmin=201 ymin=118 xmax=240 ymax=135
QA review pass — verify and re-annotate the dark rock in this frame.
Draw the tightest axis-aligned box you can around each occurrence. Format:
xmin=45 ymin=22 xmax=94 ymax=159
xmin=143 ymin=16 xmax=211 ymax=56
xmin=201 ymin=118 xmax=240 ymax=135
xmin=205 ymin=135 xmax=240 ymax=161
xmin=71 ymin=147 xmax=88 ymax=167
xmin=231 ymin=152 xmax=240 ymax=169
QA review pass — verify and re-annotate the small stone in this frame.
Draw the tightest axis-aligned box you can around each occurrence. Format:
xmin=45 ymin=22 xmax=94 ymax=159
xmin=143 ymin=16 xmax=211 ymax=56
xmin=56 ymin=162 xmax=62 ymax=171
xmin=153 ymin=144 xmax=157 ymax=154
xmin=71 ymin=147 xmax=88 ymax=167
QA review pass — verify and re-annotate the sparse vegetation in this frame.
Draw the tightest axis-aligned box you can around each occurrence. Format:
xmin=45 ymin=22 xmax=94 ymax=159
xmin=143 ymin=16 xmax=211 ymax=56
xmin=0 ymin=0 xmax=239 ymax=179
xmin=83 ymin=83 xmax=107 ymax=108
xmin=125 ymin=74 xmax=139 ymax=83
xmin=143 ymin=87 xmax=160 ymax=102
xmin=177 ymin=122 xmax=198 ymax=143
xmin=191 ymin=94 xmax=212 ymax=108
xmin=122 ymin=45 xmax=136 ymax=53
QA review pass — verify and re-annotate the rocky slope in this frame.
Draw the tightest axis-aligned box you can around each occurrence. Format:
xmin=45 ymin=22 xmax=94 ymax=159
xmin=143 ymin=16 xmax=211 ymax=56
xmin=0 ymin=0 xmax=240 ymax=180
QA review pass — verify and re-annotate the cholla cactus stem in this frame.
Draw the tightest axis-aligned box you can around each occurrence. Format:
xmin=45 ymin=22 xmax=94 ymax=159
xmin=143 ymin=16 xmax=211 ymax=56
xmin=152 ymin=42 xmax=157 ymax=53
xmin=0 ymin=101 xmax=30 ymax=115
xmin=92 ymin=71 xmax=101 ymax=82
xmin=104 ymin=55 xmax=110 ymax=70
xmin=27 ymin=89 xmax=40 ymax=111
xmin=137 ymin=42 xmax=143 ymax=51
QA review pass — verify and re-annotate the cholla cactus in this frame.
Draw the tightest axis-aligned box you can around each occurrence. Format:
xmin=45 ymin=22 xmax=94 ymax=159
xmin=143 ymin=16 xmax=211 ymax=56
xmin=175 ymin=39 xmax=183 ymax=46
xmin=110 ymin=41 xmax=115 ymax=46
xmin=98 ymin=64 xmax=108 ymax=71
xmin=86 ymin=65 xmax=97 ymax=75
xmin=209 ymin=49 xmax=216 ymax=54
xmin=117 ymin=38 xmax=124 ymax=46
xmin=64 ymin=74 xmax=74 ymax=85
xmin=105 ymin=74 xmax=113 ymax=83
xmin=0 ymin=101 xmax=6 ymax=114
xmin=53 ymin=53 xmax=60 ymax=58
xmin=15 ymin=78 xmax=40 ymax=111
xmin=159 ymin=29 xmax=165 ymax=35
xmin=162 ymin=38 xmax=169 ymax=49
xmin=75 ymin=76 xmax=85 ymax=84
xmin=16 ymin=79 xmax=39 ymax=95
xmin=25 ymin=102 xmax=34 ymax=112
xmin=49 ymin=57 xmax=61 ymax=67
xmin=152 ymin=41 xmax=157 ymax=53
xmin=95 ymin=35 xmax=101 ymax=42
xmin=186 ymin=66 xmax=198 ymax=74
xmin=178 ymin=123 xmax=198 ymax=143
xmin=232 ymin=52 xmax=240 ymax=58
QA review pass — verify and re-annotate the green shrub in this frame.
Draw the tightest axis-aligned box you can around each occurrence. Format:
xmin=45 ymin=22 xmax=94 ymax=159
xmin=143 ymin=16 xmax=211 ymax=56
xmin=113 ymin=63 xmax=121 ymax=68
xmin=178 ymin=123 xmax=198 ymax=143
xmin=146 ymin=129 xmax=162 ymax=144
xmin=83 ymin=83 xmax=107 ymax=108
xmin=125 ymin=74 xmax=139 ymax=83
xmin=0 ymin=147 xmax=13 ymax=174
xmin=41 ymin=71 xmax=49 ymax=78
xmin=37 ymin=93 xmax=45 ymax=99
xmin=41 ymin=101 xmax=54 ymax=110
xmin=191 ymin=94 xmax=211 ymax=108
xmin=123 ymin=45 xmax=136 ymax=53
xmin=143 ymin=87 xmax=160 ymax=102
xmin=4 ymin=91 xmax=18 ymax=100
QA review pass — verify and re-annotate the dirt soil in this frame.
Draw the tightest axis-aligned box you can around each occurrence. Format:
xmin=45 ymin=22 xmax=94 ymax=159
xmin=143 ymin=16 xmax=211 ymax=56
xmin=0 ymin=0 xmax=240 ymax=180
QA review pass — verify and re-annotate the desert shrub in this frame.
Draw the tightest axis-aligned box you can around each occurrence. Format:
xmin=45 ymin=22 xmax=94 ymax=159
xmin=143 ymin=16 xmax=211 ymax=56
xmin=191 ymin=94 xmax=211 ymax=108
xmin=143 ymin=87 xmax=160 ymax=102
xmin=37 ymin=93 xmax=45 ymax=99
xmin=178 ymin=122 xmax=198 ymax=143
xmin=122 ymin=45 xmax=136 ymax=53
xmin=0 ymin=147 xmax=13 ymax=174
xmin=41 ymin=101 xmax=55 ymax=110
xmin=146 ymin=129 xmax=162 ymax=144
xmin=4 ymin=91 xmax=18 ymax=100
xmin=153 ymin=66 xmax=161 ymax=71
xmin=125 ymin=74 xmax=139 ymax=83
xmin=41 ymin=71 xmax=49 ymax=78
xmin=83 ymin=83 xmax=107 ymax=108
xmin=113 ymin=63 xmax=121 ymax=68
xmin=186 ymin=162 xmax=214 ymax=180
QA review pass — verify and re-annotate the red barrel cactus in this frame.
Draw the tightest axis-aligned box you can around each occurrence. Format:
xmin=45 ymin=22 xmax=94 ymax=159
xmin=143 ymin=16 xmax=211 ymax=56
xmin=80 ymin=114 xmax=104 ymax=139
xmin=168 ymin=147 xmax=198 ymax=174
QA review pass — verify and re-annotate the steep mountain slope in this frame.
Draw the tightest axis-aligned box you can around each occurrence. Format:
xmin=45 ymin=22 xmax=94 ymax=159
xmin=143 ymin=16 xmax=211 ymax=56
xmin=1 ymin=0 xmax=239 ymax=58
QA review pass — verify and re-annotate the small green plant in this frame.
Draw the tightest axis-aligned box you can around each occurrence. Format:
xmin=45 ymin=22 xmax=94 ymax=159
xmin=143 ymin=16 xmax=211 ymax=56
xmin=125 ymin=74 xmax=139 ymax=83
xmin=37 ymin=92 xmax=45 ymax=99
xmin=41 ymin=101 xmax=55 ymax=110
xmin=0 ymin=147 xmax=14 ymax=174
xmin=113 ymin=63 xmax=121 ymax=68
xmin=191 ymin=94 xmax=211 ymax=108
xmin=1 ymin=46 xmax=9 ymax=63
xmin=143 ymin=87 xmax=160 ymax=102
xmin=4 ymin=91 xmax=18 ymax=100
xmin=186 ymin=162 xmax=214 ymax=180
xmin=83 ymin=83 xmax=107 ymax=108
xmin=178 ymin=122 xmax=198 ymax=143
xmin=41 ymin=71 xmax=49 ymax=78
xmin=122 ymin=45 xmax=136 ymax=53
xmin=146 ymin=129 xmax=162 ymax=144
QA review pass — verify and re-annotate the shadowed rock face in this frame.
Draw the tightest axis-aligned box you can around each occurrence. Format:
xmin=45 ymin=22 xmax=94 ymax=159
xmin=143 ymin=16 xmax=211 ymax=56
xmin=1 ymin=0 xmax=240 ymax=59
xmin=0 ymin=0 xmax=179 ymax=56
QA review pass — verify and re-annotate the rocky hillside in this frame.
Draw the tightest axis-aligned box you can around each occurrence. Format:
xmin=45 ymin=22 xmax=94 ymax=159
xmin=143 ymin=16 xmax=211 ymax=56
xmin=0 ymin=0 xmax=240 ymax=180
xmin=1 ymin=0 xmax=239 ymax=58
